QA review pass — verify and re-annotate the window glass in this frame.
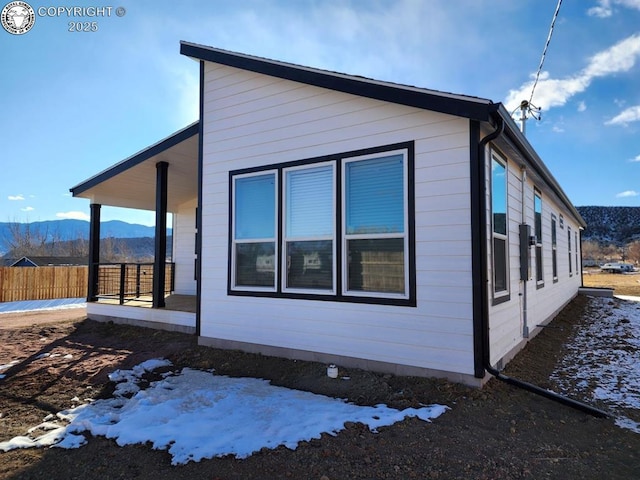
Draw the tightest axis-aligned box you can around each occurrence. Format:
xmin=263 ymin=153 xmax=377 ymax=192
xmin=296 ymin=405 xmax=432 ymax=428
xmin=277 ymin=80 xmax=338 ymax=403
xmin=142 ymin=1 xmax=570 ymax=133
xmin=347 ymin=238 xmax=404 ymax=294
xmin=235 ymin=174 xmax=275 ymax=240
xmin=345 ymin=155 xmax=404 ymax=234
xmin=491 ymin=155 xmax=508 ymax=296
xmin=235 ymin=242 xmax=275 ymax=287
xmin=568 ymin=227 xmax=573 ymax=274
xmin=493 ymin=237 xmax=507 ymax=292
xmin=534 ymin=192 xmax=542 ymax=244
xmin=286 ymin=165 xmax=333 ymax=237
xmin=285 ymin=240 xmax=333 ymax=289
xmin=492 ymin=159 xmax=507 ymax=236
xmin=534 ymin=190 xmax=543 ymax=284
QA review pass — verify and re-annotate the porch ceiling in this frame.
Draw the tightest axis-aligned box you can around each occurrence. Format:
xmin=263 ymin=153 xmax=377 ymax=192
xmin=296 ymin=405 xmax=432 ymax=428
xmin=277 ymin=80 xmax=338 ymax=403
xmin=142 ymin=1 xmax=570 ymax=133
xmin=70 ymin=123 xmax=199 ymax=212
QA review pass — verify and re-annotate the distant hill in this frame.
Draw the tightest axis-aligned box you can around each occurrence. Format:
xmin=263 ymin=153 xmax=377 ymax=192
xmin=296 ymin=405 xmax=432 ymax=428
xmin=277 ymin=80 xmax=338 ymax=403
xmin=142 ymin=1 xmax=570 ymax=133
xmin=577 ymin=206 xmax=640 ymax=245
xmin=0 ymin=220 xmax=171 ymax=256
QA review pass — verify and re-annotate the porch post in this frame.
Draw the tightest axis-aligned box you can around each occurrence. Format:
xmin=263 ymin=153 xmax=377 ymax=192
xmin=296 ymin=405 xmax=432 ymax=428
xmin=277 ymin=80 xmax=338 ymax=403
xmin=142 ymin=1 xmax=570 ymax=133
xmin=87 ymin=203 xmax=101 ymax=302
xmin=153 ymin=161 xmax=168 ymax=308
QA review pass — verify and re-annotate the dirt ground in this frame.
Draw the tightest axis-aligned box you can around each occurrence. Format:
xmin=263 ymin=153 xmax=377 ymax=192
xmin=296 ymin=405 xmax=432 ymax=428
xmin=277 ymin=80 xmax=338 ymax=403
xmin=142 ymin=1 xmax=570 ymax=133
xmin=1 ymin=292 xmax=639 ymax=479
xmin=582 ymin=269 xmax=640 ymax=296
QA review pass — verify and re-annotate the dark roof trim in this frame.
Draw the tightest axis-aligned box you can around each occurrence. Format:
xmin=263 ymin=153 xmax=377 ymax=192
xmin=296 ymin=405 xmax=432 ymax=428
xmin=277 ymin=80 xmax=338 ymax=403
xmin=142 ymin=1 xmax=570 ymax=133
xmin=70 ymin=122 xmax=199 ymax=197
xmin=180 ymin=41 xmax=497 ymax=122
xmin=494 ymin=105 xmax=586 ymax=228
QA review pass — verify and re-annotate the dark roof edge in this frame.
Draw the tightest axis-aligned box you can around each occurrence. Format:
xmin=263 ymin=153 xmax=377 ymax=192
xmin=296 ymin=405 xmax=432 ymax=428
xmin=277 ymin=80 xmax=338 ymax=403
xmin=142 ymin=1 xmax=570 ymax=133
xmin=495 ymin=105 xmax=586 ymax=228
xmin=70 ymin=121 xmax=199 ymax=197
xmin=180 ymin=41 xmax=496 ymax=122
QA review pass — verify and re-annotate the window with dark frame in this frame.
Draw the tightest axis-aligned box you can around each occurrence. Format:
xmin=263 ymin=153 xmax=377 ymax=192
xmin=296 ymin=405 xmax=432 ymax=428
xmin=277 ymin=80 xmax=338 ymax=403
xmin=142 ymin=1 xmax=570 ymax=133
xmin=534 ymin=189 xmax=544 ymax=287
xmin=568 ymin=226 xmax=573 ymax=276
xmin=229 ymin=143 xmax=414 ymax=306
xmin=232 ymin=172 xmax=277 ymax=289
xmin=575 ymin=231 xmax=579 ymax=275
xmin=491 ymin=153 xmax=509 ymax=299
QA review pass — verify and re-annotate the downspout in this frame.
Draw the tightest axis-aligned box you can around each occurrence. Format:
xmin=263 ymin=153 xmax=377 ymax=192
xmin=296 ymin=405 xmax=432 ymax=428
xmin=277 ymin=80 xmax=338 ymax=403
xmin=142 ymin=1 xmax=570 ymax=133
xmin=475 ymin=114 xmax=610 ymax=418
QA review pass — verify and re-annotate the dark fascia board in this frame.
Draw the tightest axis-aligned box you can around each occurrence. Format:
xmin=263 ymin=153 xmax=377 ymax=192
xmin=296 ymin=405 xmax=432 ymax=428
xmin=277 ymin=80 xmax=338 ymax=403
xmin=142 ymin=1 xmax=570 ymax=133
xmin=70 ymin=121 xmax=199 ymax=197
xmin=495 ymin=105 xmax=586 ymax=228
xmin=180 ymin=41 xmax=497 ymax=122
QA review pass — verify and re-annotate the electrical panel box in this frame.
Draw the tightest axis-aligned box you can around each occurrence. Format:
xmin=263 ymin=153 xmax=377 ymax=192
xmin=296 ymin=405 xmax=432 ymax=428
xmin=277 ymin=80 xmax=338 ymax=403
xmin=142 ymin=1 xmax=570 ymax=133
xmin=519 ymin=224 xmax=532 ymax=281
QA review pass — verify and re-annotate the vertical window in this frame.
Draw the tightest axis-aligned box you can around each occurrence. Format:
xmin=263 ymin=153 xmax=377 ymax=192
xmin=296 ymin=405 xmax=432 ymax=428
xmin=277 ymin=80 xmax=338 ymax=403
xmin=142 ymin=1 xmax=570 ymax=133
xmin=232 ymin=172 xmax=277 ymax=289
xmin=343 ymin=153 xmax=408 ymax=297
xmin=534 ymin=189 xmax=544 ymax=287
xmin=491 ymin=154 xmax=508 ymax=297
xmin=575 ymin=232 xmax=579 ymax=275
xmin=568 ymin=227 xmax=573 ymax=276
xmin=551 ymin=214 xmax=558 ymax=282
xmin=283 ymin=164 xmax=334 ymax=291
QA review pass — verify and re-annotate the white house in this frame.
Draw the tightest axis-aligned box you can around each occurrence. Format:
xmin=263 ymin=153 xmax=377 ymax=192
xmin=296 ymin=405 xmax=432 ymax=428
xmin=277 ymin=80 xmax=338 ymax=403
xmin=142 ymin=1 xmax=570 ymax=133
xmin=71 ymin=42 xmax=586 ymax=386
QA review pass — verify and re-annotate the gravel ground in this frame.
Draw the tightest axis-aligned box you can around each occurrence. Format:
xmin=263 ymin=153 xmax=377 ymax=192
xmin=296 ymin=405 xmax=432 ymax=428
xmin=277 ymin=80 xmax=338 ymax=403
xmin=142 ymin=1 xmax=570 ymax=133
xmin=1 ymin=295 xmax=639 ymax=479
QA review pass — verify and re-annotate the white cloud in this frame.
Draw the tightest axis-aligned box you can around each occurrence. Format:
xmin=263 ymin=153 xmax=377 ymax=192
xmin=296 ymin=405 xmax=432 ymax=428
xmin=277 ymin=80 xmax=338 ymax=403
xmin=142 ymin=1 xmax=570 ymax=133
xmin=588 ymin=0 xmax=640 ymax=17
xmin=504 ymin=33 xmax=640 ymax=113
xmin=577 ymin=101 xmax=587 ymax=112
xmin=631 ymin=154 xmax=640 ymax=162
xmin=8 ymin=194 xmax=24 ymax=201
xmin=589 ymin=0 xmax=613 ymax=17
xmin=20 ymin=206 xmax=34 ymax=212
xmin=56 ymin=211 xmax=90 ymax=221
xmin=616 ymin=190 xmax=639 ymax=197
xmin=606 ymin=105 xmax=640 ymax=126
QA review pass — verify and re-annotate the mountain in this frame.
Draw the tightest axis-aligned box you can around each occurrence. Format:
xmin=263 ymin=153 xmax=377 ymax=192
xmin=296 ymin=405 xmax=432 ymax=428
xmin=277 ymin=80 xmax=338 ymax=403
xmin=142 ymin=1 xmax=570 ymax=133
xmin=0 ymin=220 xmax=171 ymax=255
xmin=577 ymin=206 xmax=640 ymax=245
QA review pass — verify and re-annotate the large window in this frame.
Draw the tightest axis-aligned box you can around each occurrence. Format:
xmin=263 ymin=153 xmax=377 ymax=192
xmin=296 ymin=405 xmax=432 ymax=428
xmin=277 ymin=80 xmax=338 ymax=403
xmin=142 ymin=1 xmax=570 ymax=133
xmin=283 ymin=163 xmax=335 ymax=291
xmin=232 ymin=172 xmax=277 ymax=289
xmin=229 ymin=143 xmax=414 ymax=305
xmin=491 ymin=153 xmax=509 ymax=300
xmin=344 ymin=154 xmax=407 ymax=296
xmin=534 ymin=189 xmax=544 ymax=287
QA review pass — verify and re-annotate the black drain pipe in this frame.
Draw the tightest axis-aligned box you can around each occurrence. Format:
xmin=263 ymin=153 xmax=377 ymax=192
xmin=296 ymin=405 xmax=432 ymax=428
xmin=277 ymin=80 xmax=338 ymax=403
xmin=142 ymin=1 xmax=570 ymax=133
xmin=472 ymin=113 xmax=610 ymax=419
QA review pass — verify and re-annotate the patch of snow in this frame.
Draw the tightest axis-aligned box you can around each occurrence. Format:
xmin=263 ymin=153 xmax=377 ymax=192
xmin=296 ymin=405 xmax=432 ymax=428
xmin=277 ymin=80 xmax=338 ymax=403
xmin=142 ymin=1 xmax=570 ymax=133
xmin=552 ymin=296 xmax=640 ymax=432
xmin=0 ymin=359 xmax=448 ymax=464
xmin=0 ymin=298 xmax=86 ymax=315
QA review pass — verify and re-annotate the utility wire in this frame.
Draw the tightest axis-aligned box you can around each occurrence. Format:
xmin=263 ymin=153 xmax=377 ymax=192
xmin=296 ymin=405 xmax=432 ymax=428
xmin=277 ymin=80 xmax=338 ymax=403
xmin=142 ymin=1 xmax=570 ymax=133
xmin=529 ymin=0 xmax=563 ymax=106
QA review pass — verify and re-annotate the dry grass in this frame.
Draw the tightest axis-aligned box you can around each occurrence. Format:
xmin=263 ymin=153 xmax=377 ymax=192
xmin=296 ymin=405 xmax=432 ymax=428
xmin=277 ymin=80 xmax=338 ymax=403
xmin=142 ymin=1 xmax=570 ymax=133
xmin=582 ymin=268 xmax=640 ymax=296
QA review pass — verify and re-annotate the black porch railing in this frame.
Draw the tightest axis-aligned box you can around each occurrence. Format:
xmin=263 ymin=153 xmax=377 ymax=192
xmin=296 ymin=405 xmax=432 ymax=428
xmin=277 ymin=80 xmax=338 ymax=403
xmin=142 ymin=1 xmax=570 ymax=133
xmin=94 ymin=262 xmax=175 ymax=305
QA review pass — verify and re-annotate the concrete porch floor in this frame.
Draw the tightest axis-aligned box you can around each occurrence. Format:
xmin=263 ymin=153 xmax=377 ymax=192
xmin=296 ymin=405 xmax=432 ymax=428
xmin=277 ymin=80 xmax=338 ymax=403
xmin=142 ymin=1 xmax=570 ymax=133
xmin=95 ymin=294 xmax=197 ymax=313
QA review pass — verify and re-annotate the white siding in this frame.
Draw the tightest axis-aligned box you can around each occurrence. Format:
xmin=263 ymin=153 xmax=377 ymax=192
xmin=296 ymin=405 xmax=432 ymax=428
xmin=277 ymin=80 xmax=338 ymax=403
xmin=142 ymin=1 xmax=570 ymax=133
xmin=199 ymin=63 xmax=476 ymax=377
xmin=486 ymin=146 xmax=582 ymax=366
xmin=172 ymin=200 xmax=197 ymax=295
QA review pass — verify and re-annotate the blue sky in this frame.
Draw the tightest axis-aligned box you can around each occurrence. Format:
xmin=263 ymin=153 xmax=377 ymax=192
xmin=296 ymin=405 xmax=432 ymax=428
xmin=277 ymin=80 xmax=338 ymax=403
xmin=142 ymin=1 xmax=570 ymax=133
xmin=1 ymin=0 xmax=639 ymax=226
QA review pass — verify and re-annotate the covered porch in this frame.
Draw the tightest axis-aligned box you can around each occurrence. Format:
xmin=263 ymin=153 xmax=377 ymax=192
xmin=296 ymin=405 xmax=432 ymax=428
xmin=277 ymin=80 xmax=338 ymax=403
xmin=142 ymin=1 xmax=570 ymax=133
xmin=70 ymin=122 xmax=200 ymax=333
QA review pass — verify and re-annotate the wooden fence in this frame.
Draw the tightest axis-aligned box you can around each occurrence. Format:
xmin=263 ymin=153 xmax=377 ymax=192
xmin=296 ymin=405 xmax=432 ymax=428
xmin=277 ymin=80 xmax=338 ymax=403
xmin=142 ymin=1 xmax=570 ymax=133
xmin=0 ymin=266 xmax=88 ymax=302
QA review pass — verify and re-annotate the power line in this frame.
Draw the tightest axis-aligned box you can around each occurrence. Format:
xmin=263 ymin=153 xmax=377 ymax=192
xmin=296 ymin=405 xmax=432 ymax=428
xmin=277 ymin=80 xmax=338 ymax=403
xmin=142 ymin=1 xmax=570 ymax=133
xmin=529 ymin=0 xmax=563 ymax=105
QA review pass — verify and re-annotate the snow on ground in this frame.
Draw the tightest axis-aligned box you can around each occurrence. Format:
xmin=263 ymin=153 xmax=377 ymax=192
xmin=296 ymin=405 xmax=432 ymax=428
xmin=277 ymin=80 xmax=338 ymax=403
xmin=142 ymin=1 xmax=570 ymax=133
xmin=552 ymin=295 xmax=640 ymax=433
xmin=0 ymin=359 xmax=448 ymax=464
xmin=0 ymin=298 xmax=86 ymax=315
xmin=0 ymin=360 xmax=20 ymax=379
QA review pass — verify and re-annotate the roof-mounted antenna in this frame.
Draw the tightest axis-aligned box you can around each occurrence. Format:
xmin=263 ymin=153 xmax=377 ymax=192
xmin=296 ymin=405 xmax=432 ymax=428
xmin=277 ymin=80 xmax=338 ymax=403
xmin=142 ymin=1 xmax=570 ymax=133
xmin=514 ymin=100 xmax=541 ymax=136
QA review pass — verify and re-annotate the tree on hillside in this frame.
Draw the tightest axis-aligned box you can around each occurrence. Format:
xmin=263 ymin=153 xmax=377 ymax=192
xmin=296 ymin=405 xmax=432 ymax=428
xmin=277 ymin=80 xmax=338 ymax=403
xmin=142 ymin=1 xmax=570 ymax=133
xmin=1 ymin=221 xmax=89 ymax=259
xmin=627 ymin=241 xmax=640 ymax=265
xmin=2 ymin=222 xmax=52 ymax=257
